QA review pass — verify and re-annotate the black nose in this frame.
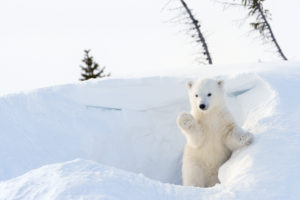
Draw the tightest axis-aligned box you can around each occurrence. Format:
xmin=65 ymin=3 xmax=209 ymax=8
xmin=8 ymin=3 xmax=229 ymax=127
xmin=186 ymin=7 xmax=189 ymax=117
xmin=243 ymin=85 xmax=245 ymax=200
xmin=199 ymin=104 xmax=206 ymax=110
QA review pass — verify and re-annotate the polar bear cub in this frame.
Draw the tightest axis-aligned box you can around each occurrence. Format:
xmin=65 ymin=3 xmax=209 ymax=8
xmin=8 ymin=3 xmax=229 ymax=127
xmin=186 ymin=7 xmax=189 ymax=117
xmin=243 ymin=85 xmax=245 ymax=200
xmin=177 ymin=78 xmax=253 ymax=187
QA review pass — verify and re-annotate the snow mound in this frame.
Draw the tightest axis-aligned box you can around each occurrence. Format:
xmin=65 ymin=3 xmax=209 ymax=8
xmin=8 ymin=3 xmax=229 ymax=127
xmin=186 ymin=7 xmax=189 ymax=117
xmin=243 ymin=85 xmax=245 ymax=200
xmin=0 ymin=62 xmax=300 ymax=199
xmin=0 ymin=159 xmax=187 ymax=200
xmin=0 ymin=159 xmax=238 ymax=200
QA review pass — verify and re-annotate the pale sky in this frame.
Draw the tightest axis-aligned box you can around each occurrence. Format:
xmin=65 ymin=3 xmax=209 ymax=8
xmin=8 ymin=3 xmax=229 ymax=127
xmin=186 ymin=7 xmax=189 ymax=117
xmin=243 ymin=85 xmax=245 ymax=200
xmin=0 ymin=0 xmax=299 ymax=94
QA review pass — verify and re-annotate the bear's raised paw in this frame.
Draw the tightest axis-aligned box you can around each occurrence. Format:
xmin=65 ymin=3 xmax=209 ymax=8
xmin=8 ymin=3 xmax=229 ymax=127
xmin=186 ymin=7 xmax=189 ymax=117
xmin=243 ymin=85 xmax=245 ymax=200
xmin=177 ymin=112 xmax=195 ymax=130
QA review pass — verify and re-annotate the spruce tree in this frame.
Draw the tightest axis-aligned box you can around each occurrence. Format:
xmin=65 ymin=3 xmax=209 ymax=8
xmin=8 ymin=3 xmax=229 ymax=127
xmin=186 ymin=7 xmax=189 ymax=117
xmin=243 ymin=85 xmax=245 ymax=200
xmin=80 ymin=49 xmax=111 ymax=81
xmin=166 ymin=0 xmax=213 ymax=64
xmin=243 ymin=0 xmax=287 ymax=60
xmin=218 ymin=0 xmax=287 ymax=61
xmin=179 ymin=0 xmax=213 ymax=64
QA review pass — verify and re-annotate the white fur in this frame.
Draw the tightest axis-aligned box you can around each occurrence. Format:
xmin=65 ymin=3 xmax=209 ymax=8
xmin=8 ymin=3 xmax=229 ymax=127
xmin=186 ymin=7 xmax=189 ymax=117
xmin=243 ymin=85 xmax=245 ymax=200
xmin=177 ymin=78 xmax=253 ymax=187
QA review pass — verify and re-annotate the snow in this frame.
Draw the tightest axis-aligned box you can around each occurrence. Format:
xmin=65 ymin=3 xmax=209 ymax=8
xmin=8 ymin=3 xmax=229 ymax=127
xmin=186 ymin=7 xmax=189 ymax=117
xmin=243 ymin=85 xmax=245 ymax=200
xmin=0 ymin=62 xmax=300 ymax=199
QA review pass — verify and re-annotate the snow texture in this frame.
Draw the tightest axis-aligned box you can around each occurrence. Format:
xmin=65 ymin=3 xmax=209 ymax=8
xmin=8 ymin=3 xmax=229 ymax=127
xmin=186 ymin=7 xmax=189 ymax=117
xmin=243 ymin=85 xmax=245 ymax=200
xmin=0 ymin=62 xmax=300 ymax=199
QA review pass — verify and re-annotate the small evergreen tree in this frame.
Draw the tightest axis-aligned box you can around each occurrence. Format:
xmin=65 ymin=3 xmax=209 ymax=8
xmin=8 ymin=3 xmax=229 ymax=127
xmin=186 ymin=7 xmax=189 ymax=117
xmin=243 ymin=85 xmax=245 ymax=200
xmin=80 ymin=49 xmax=111 ymax=81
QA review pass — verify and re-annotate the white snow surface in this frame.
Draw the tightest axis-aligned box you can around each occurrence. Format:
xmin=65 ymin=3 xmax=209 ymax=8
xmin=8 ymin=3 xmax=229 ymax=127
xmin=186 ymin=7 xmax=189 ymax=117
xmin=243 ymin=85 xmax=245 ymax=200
xmin=0 ymin=62 xmax=300 ymax=199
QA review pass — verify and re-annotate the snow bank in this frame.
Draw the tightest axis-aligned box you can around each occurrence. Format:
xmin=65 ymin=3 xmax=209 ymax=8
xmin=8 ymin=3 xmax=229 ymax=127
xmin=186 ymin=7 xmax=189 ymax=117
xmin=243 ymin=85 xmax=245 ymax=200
xmin=0 ymin=159 xmax=187 ymax=200
xmin=0 ymin=62 xmax=300 ymax=199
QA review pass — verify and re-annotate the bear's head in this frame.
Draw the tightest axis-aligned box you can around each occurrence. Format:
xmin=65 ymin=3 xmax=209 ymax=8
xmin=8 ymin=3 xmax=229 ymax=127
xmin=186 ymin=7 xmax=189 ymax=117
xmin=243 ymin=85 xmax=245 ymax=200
xmin=186 ymin=78 xmax=225 ymax=113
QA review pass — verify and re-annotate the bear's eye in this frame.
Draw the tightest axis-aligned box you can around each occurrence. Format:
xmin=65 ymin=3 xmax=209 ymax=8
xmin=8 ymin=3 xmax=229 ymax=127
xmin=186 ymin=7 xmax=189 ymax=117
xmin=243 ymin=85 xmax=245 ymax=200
xmin=207 ymin=93 xmax=212 ymax=97
xmin=195 ymin=94 xmax=198 ymax=98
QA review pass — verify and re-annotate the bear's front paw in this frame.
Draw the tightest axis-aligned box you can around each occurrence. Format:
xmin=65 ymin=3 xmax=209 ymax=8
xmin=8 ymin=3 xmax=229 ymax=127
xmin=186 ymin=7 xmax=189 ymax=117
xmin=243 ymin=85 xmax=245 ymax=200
xmin=177 ymin=112 xmax=195 ymax=130
xmin=240 ymin=132 xmax=254 ymax=146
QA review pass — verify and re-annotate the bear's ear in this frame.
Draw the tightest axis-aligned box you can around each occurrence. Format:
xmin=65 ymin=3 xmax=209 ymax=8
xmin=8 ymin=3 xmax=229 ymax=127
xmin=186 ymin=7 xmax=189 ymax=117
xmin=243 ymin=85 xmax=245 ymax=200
xmin=186 ymin=81 xmax=193 ymax=89
xmin=217 ymin=80 xmax=224 ymax=87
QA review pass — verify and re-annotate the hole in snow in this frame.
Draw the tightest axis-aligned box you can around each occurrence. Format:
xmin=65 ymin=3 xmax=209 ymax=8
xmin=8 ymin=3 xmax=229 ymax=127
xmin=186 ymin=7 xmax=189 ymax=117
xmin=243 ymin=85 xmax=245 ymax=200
xmin=87 ymin=74 xmax=277 ymax=185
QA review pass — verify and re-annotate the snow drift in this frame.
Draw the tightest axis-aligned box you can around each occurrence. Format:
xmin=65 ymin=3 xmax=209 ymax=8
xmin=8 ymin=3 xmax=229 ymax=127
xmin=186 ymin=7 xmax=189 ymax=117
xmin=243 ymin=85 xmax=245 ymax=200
xmin=0 ymin=62 xmax=300 ymax=199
